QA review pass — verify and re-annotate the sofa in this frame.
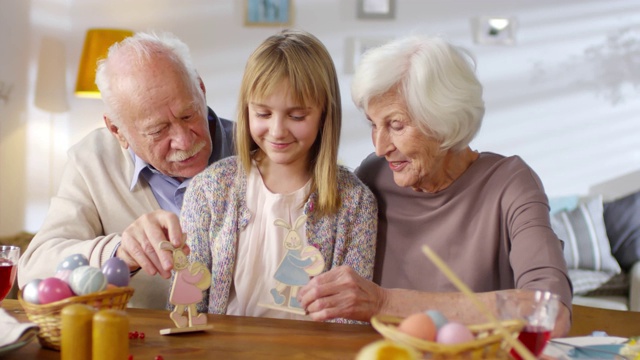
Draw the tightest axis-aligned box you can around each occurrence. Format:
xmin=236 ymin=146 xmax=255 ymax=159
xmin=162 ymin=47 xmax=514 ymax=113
xmin=549 ymin=170 xmax=640 ymax=311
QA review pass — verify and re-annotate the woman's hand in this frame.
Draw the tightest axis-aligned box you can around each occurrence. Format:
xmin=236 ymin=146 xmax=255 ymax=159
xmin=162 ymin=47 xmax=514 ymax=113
xmin=298 ymin=265 xmax=386 ymax=322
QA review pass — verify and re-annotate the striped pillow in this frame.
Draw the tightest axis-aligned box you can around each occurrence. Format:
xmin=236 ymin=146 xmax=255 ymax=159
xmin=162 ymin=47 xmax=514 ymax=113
xmin=550 ymin=195 xmax=621 ymax=274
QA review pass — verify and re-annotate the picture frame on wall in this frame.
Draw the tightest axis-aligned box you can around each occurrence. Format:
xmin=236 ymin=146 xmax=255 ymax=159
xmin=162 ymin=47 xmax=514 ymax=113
xmin=245 ymin=0 xmax=292 ymax=27
xmin=356 ymin=0 xmax=396 ymax=20
xmin=344 ymin=37 xmax=392 ymax=74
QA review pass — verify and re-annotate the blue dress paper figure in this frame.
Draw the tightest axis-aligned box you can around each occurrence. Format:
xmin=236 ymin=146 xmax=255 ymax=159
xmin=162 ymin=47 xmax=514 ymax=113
xmin=269 ymin=214 xmax=324 ymax=312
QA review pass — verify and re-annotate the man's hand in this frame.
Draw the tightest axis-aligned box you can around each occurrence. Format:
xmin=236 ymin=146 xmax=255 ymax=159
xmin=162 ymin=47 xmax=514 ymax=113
xmin=297 ymin=266 xmax=385 ymax=322
xmin=116 ymin=210 xmax=189 ymax=279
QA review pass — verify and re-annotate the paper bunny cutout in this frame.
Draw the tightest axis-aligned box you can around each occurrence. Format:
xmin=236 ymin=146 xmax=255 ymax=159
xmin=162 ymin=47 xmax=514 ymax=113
xmin=269 ymin=214 xmax=324 ymax=311
xmin=160 ymin=241 xmax=211 ymax=329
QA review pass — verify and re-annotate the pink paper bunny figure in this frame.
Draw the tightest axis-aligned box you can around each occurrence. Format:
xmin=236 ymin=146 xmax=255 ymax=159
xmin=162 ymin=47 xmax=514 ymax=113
xmin=160 ymin=241 xmax=211 ymax=328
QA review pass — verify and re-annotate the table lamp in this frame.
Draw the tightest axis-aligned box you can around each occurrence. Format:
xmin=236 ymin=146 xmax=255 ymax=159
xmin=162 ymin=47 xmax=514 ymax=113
xmin=75 ymin=28 xmax=134 ymax=98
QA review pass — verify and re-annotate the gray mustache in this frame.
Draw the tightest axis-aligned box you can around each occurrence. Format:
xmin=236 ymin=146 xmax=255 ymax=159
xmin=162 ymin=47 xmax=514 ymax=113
xmin=167 ymin=141 xmax=206 ymax=162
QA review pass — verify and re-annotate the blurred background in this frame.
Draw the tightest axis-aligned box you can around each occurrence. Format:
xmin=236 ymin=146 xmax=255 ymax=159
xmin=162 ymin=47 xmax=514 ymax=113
xmin=0 ymin=0 xmax=639 ymax=235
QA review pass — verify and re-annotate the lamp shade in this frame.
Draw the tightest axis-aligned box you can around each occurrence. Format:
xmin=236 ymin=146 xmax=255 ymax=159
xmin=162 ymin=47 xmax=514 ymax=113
xmin=75 ymin=28 xmax=134 ymax=98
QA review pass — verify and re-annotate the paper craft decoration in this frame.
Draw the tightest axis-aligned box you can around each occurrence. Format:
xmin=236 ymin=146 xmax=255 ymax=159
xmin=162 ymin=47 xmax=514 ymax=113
xmin=259 ymin=214 xmax=325 ymax=315
xmin=159 ymin=241 xmax=213 ymax=335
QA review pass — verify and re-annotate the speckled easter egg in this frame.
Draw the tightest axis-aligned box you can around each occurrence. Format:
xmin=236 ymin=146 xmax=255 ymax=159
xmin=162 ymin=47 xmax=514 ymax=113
xmin=425 ymin=310 xmax=449 ymax=331
xmin=22 ymin=279 xmax=42 ymax=304
xmin=101 ymin=257 xmax=130 ymax=287
xmin=38 ymin=277 xmax=74 ymax=304
xmin=69 ymin=265 xmax=107 ymax=296
xmin=56 ymin=253 xmax=89 ymax=272
xmin=436 ymin=322 xmax=474 ymax=344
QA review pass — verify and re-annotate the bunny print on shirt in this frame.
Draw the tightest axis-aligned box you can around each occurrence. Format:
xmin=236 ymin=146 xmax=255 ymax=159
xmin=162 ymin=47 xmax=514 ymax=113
xmin=265 ymin=214 xmax=324 ymax=313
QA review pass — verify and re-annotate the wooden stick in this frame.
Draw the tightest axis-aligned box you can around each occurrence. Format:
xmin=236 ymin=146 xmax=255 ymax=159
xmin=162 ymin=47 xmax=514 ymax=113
xmin=421 ymin=245 xmax=536 ymax=360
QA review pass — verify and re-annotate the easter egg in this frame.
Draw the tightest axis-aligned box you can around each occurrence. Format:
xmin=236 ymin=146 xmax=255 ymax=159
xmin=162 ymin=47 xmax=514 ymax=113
xmin=425 ymin=309 xmax=448 ymax=331
xmin=397 ymin=312 xmax=437 ymax=341
xmin=69 ymin=266 xmax=107 ymax=296
xmin=301 ymin=245 xmax=324 ymax=276
xmin=22 ymin=279 xmax=42 ymax=304
xmin=101 ymin=257 xmax=130 ymax=287
xmin=57 ymin=253 xmax=89 ymax=272
xmin=436 ymin=322 xmax=474 ymax=344
xmin=38 ymin=277 xmax=74 ymax=304
xmin=55 ymin=269 xmax=73 ymax=283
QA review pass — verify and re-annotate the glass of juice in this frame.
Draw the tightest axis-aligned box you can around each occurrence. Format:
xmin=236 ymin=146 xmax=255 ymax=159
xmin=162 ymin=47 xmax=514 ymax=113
xmin=496 ymin=290 xmax=560 ymax=360
xmin=0 ymin=245 xmax=20 ymax=305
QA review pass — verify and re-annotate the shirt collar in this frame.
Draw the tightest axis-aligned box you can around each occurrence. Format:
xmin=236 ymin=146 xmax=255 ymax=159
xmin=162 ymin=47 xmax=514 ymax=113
xmin=129 ymin=106 xmax=227 ymax=191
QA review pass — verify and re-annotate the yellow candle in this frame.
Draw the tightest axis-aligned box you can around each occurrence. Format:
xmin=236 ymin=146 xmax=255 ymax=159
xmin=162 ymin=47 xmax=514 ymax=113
xmin=61 ymin=304 xmax=96 ymax=360
xmin=92 ymin=309 xmax=129 ymax=360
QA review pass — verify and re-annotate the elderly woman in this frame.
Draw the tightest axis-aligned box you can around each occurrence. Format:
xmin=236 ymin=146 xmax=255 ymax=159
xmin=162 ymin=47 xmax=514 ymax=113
xmin=298 ymin=35 xmax=572 ymax=336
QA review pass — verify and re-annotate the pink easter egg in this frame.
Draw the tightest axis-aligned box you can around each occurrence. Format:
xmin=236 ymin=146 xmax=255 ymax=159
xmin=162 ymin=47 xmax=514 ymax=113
xmin=301 ymin=245 xmax=324 ymax=276
xmin=55 ymin=269 xmax=73 ymax=284
xmin=37 ymin=277 xmax=74 ymax=304
xmin=436 ymin=322 xmax=475 ymax=344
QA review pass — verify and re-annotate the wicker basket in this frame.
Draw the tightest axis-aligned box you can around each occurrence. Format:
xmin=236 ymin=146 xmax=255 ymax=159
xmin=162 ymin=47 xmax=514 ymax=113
xmin=18 ymin=286 xmax=134 ymax=350
xmin=371 ymin=314 xmax=525 ymax=360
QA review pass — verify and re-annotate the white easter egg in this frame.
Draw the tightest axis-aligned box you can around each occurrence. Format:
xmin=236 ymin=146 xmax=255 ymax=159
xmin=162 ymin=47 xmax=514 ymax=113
xmin=69 ymin=265 xmax=107 ymax=296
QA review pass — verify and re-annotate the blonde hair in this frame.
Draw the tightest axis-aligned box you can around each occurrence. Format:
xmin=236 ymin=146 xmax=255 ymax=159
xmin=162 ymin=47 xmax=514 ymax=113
xmin=236 ymin=29 xmax=341 ymax=216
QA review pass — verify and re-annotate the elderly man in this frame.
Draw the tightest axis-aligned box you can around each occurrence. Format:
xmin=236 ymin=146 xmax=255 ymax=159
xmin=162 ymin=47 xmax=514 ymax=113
xmin=18 ymin=32 xmax=234 ymax=309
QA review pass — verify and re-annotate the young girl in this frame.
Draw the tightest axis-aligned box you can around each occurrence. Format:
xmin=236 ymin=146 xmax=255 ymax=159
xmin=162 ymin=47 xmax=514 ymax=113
xmin=180 ymin=29 xmax=377 ymax=321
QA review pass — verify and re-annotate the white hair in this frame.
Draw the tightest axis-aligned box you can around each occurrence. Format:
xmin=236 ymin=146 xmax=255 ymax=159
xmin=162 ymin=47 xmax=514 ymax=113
xmin=95 ymin=31 xmax=201 ymax=125
xmin=351 ymin=35 xmax=485 ymax=151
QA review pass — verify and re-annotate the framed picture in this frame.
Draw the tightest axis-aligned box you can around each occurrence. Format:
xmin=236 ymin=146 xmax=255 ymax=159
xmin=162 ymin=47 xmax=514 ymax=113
xmin=471 ymin=16 xmax=518 ymax=45
xmin=245 ymin=0 xmax=292 ymax=27
xmin=357 ymin=0 xmax=396 ymax=20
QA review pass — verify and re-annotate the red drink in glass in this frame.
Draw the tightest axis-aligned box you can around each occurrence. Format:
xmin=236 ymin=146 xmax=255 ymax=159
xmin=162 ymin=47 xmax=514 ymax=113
xmin=510 ymin=326 xmax=552 ymax=360
xmin=0 ymin=259 xmax=17 ymax=302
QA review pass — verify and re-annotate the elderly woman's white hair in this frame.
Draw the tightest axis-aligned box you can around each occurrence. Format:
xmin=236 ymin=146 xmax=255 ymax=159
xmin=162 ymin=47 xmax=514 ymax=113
xmin=94 ymin=31 xmax=202 ymax=126
xmin=351 ymin=35 xmax=485 ymax=151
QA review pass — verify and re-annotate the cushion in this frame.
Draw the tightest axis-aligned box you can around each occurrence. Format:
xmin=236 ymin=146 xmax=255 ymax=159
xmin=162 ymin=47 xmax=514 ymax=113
xmin=550 ymin=195 xmax=621 ymax=274
xmin=568 ymin=269 xmax=628 ymax=296
xmin=603 ymin=189 xmax=640 ymax=271
xmin=548 ymin=195 xmax=580 ymax=215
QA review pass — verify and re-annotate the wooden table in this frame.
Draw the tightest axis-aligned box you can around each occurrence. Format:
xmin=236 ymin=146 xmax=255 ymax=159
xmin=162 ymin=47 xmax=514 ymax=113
xmin=568 ymin=304 xmax=640 ymax=337
xmin=1 ymin=299 xmax=381 ymax=359
xmin=3 ymin=300 xmax=640 ymax=359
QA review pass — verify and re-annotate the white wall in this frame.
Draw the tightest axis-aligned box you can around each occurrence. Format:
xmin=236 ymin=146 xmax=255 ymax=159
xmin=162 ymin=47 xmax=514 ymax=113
xmin=0 ymin=0 xmax=639 ymax=235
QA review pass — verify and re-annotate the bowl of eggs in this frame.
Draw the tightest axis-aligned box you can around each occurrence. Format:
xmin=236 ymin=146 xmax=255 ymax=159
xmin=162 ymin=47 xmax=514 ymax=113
xmin=18 ymin=254 xmax=134 ymax=350
xmin=371 ymin=310 xmax=525 ymax=359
